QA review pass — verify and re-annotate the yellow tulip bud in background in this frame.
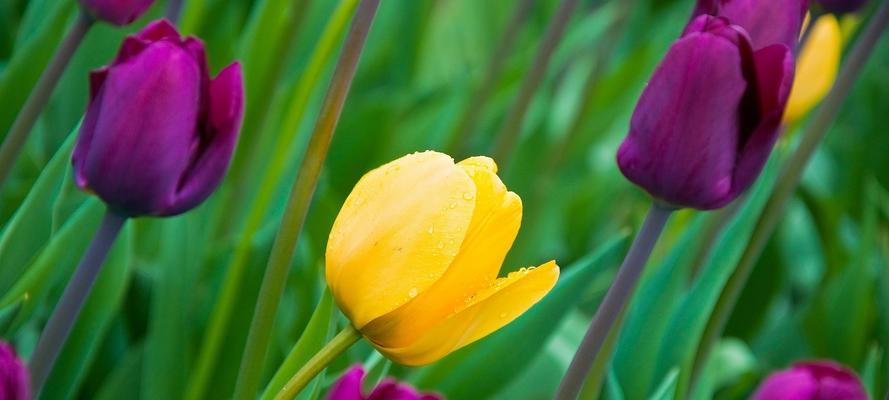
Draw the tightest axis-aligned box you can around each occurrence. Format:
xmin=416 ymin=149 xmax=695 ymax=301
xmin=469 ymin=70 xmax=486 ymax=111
xmin=784 ymin=14 xmax=842 ymax=124
xmin=326 ymin=151 xmax=559 ymax=366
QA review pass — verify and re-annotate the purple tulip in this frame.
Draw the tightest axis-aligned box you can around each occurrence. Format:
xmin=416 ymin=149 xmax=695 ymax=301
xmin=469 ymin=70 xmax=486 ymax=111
xmin=691 ymin=0 xmax=808 ymax=50
xmin=72 ymin=20 xmax=244 ymax=217
xmin=818 ymin=0 xmax=869 ymax=14
xmin=78 ymin=0 xmax=155 ymax=26
xmin=0 ymin=341 xmax=29 ymax=400
xmin=617 ymin=14 xmax=796 ymax=209
xmin=752 ymin=361 xmax=868 ymax=400
xmin=326 ymin=365 xmax=442 ymax=400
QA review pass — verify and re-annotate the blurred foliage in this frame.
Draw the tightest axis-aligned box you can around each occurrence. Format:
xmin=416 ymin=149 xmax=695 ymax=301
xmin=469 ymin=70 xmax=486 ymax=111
xmin=0 ymin=0 xmax=887 ymax=399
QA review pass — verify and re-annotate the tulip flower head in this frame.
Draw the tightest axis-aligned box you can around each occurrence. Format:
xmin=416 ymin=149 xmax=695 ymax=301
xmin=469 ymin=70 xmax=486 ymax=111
xmin=818 ymin=0 xmax=869 ymax=14
xmin=72 ymin=20 xmax=245 ymax=217
xmin=326 ymin=151 xmax=559 ymax=365
xmin=0 ymin=341 xmax=29 ymax=400
xmin=617 ymin=0 xmax=805 ymax=210
xmin=752 ymin=361 xmax=868 ymax=400
xmin=326 ymin=365 xmax=441 ymax=400
xmin=784 ymin=14 xmax=842 ymax=124
xmin=79 ymin=0 xmax=155 ymax=26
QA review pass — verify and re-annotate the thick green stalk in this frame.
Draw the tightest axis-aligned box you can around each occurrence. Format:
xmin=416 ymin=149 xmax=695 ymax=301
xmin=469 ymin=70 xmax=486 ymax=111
xmin=557 ymin=203 xmax=672 ymax=400
xmin=692 ymin=0 xmax=889 ymax=389
xmin=185 ymin=2 xmax=362 ymax=398
xmin=233 ymin=0 xmax=380 ymax=398
xmin=491 ymin=0 xmax=579 ymax=167
xmin=273 ymin=326 xmax=361 ymax=400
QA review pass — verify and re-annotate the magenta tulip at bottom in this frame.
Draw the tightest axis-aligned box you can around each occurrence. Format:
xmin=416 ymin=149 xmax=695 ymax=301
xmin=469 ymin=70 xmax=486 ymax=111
xmin=0 ymin=341 xmax=29 ymax=400
xmin=78 ymin=0 xmax=155 ymax=26
xmin=616 ymin=15 xmax=794 ymax=210
xmin=326 ymin=365 xmax=441 ymax=400
xmin=72 ymin=19 xmax=245 ymax=217
xmin=752 ymin=361 xmax=868 ymax=400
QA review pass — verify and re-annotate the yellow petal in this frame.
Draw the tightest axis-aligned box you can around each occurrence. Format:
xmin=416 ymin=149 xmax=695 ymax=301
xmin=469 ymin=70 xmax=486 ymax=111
xmin=362 ymin=162 xmax=521 ymax=347
xmin=371 ymin=261 xmax=559 ymax=366
xmin=326 ymin=151 xmax=476 ymax=328
xmin=784 ymin=14 xmax=841 ymax=124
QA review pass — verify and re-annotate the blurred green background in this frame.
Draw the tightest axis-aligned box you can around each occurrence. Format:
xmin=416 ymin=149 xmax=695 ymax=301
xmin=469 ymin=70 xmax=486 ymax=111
xmin=0 ymin=0 xmax=887 ymax=399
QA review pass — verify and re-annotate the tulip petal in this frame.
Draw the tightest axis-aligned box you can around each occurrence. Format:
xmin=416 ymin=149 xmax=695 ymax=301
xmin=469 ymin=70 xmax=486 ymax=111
xmin=752 ymin=368 xmax=819 ymax=400
xmin=163 ymin=62 xmax=244 ymax=215
xmin=691 ymin=0 xmax=808 ymax=50
xmin=367 ymin=379 xmax=437 ymax=400
xmin=372 ymin=261 xmax=558 ymax=366
xmin=80 ymin=42 xmax=202 ymax=216
xmin=731 ymin=44 xmax=794 ymax=197
xmin=326 ymin=365 xmax=365 ymax=400
xmin=618 ymin=26 xmax=749 ymax=209
xmin=136 ymin=19 xmax=180 ymax=42
xmin=362 ymin=159 xmax=520 ymax=347
xmin=326 ymin=151 xmax=477 ymax=328
xmin=783 ymin=15 xmax=841 ymax=124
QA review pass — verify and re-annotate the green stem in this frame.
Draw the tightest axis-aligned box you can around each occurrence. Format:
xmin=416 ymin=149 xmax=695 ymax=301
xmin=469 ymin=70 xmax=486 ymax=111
xmin=273 ymin=326 xmax=361 ymax=400
xmin=0 ymin=13 xmax=92 ymax=189
xmin=557 ymin=203 xmax=672 ymax=400
xmin=233 ymin=1 xmax=380 ymax=398
xmin=491 ymin=0 xmax=579 ymax=168
xmin=692 ymin=0 xmax=889 ymax=388
xmin=185 ymin=2 xmax=363 ymax=398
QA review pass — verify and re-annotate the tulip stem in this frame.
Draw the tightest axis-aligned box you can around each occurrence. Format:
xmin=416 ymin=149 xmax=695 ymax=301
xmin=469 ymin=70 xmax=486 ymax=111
xmin=232 ymin=1 xmax=380 ymax=399
xmin=692 ymin=0 xmax=889 ymax=388
xmin=166 ymin=0 xmax=185 ymax=24
xmin=491 ymin=0 xmax=580 ymax=168
xmin=274 ymin=326 xmax=361 ymax=400
xmin=556 ymin=203 xmax=672 ymax=400
xmin=0 ymin=12 xmax=93 ymax=189
xmin=28 ymin=210 xmax=126 ymax=396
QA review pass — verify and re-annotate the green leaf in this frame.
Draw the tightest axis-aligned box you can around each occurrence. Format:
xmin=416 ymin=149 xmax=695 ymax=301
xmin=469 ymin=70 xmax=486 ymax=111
xmin=0 ymin=199 xmax=103 ymax=332
xmin=142 ymin=216 xmax=200 ymax=400
xmin=861 ymin=343 xmax=882 ymax=399
xmin=648 ymin=368 xmax=678 ymax=400
xmin=0 ymin=131 xmax=78 ymax=294
xmin=412 ymin=236 xmax=628 ymax=400
xmin=604 ymin=367 xmax=625 ymax=400
xmin=94 ymin=345 xmax=144 ymax=400
xmin=651 ymin=154 xmax=782 ymax=397
xmin=262 ymin=289 xmax=336 ymax=400
xmin=0 ymin=294 xmax=24 ymax=335
xmin=362 ymin=351 xmax=392 ymax=392
xmin=0 ymin=1 xmax=74 ymax=144
xmin=41 ymin=221 xmax=133 ymax=400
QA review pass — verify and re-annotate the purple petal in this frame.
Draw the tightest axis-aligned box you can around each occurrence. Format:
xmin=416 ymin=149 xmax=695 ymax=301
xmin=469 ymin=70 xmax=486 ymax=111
xmin=796 ymin=361 xmax=868 ymax=400
xmin=367 ymin=380 xmax=441 ymax=400
xmin=163 ymin=62 xmax=243 ymax=216
xmin=80 ymin=42 xmax=202 ymax=216
xmin=618 ymin=16 xmax=751 ymax=209
xmin=327 ymin=365 xmax=366 ymax=400
xmin=730 ymin=44 xmax=794 ymax=199
xmin=752 ymin=368 xmax=819 ymax=400
xmin=0 ymin=342 xmax=30 ymax=400
xmin=136 ymin=19 xmax=181 ymax=42
xmin=690 ymin=0 xmax=808 ymax=50
xmin=78 ymin=0 xmax=155 ymax=26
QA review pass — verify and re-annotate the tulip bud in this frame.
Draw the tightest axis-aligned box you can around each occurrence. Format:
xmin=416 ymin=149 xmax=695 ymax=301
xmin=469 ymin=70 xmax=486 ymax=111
xmin=692 ymin=0 xmax=808 ymax=50
xmin=818 ymin=0 xmax=869 ymax=14
xmin=617 ymin=15 xmax=795 ymax=209
xmin=326 ymin=151 xmax=559 ymax=365
xmin=78 ymin=0 xmax=155 ymax=26
xmin=752 ymin=361 xmax=868 ymax=400
xmin=72 ymin=20 xmax=245 ymax=217
xmin=0 ymin=341 xmax=30 ymax=400
xmin=784 ymin=14 xmax=842 ymax=124
xmin=326 ymin=365 xmax=441 ymax=400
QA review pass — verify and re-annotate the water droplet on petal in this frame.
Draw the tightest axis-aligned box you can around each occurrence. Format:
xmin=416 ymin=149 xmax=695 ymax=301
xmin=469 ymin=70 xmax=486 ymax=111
xmin=499 ymin=313 xmax=507 ymax=318
xmin=437 ymin=242 xmax=445 ymax=249
xmin=427 ymin=226 xmax=434 ymax=234
xmin=463 ymin=192 xmax=474 ymax=200
xmin=408 ymin=288 xmax=418 ymax=298
xmin=449 ymin=202 xmax=457 ymax=209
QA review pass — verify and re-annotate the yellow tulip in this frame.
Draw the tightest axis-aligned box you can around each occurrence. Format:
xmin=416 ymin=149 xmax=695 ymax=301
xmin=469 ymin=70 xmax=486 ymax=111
xmin=784 ymin=14 xmax=842 ymax=124
xmin=326 ymin=151 xmax=559 ymax=365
